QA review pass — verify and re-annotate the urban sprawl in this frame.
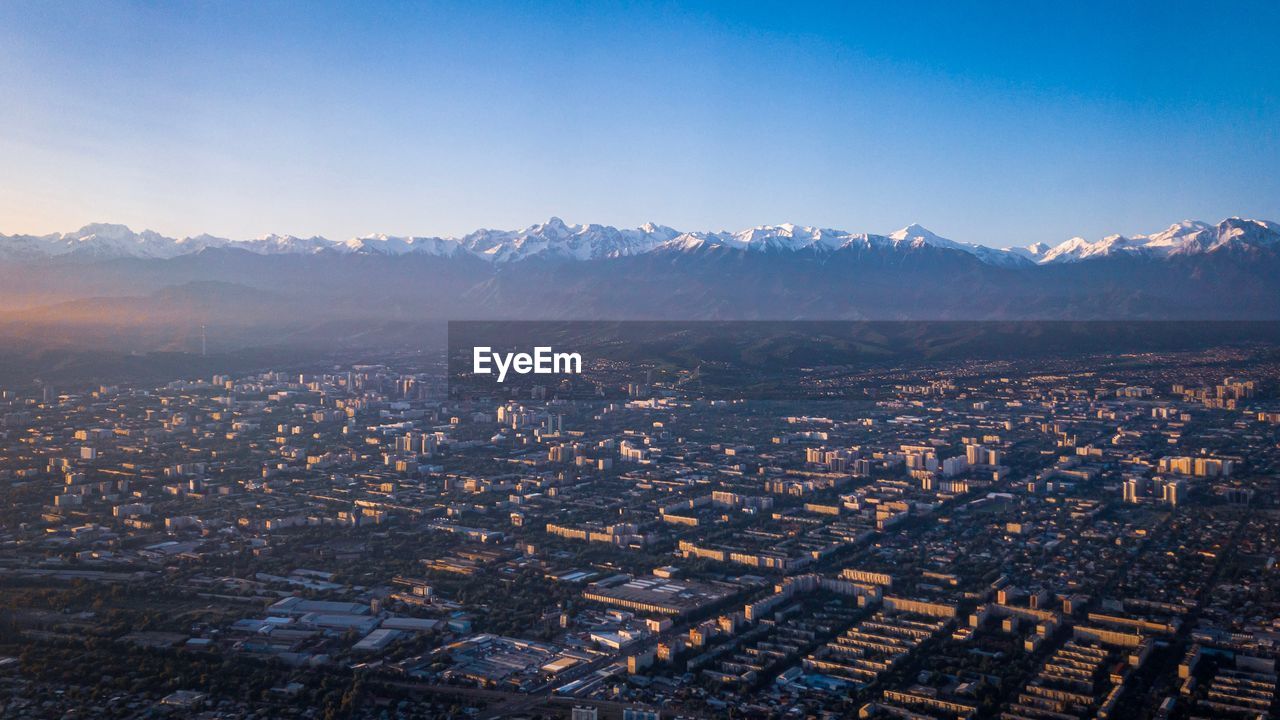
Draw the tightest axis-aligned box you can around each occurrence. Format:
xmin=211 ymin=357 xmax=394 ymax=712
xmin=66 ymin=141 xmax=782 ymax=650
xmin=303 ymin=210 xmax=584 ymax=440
xmin=2 ymin=347 xmax=1280 ymax=720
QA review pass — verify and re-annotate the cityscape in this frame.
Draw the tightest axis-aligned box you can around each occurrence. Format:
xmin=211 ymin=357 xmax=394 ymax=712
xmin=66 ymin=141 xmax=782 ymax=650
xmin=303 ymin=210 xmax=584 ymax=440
xmin=2 ymin=341 xmax=1279 ymax=718
xmin=4 ymin=2 xmax=1280 ymax=718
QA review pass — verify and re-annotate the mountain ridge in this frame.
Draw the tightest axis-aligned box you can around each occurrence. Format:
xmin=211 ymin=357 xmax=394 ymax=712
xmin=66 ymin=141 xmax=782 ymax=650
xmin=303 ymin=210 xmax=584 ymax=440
xmin=4 ymin=217 xmax=1277 ymax=267
xmin=2 ymin=215 xmax=1278 ymax=351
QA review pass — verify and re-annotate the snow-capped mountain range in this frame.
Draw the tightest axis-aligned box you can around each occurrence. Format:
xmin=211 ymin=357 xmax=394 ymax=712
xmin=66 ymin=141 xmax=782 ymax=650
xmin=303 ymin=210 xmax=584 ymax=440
xmin=3 ymin=216 xmax=1277 ymax=265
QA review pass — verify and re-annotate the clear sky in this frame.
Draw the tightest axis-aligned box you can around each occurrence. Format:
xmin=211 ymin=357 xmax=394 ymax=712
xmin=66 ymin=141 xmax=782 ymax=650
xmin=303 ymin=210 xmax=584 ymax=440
xmin=1 ymin=1 xmax=1278 ymax=248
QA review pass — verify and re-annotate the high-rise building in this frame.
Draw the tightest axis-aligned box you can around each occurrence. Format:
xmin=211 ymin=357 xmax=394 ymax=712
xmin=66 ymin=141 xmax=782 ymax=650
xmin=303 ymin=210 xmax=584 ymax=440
xmin=1163 ymin=479 xmax=1186 ymax=506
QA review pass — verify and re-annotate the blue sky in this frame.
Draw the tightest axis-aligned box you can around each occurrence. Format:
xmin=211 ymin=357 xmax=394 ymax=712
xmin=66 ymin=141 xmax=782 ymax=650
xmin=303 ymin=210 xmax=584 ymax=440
xmin=1 ymin=1 xmax=1277 ymax=247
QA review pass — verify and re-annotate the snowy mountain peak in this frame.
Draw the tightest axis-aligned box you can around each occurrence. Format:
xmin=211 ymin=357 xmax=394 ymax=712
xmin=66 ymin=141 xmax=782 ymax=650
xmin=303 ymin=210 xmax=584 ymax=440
xmin=888 ymin=224 xmax=1033 ymax=267
xmin=1014 ymin=242 xmax=1051 ymax=259
xmin=888 ymin=223 xmax=942 ymax=242
xmin=533 ymin=217 xmax=570 ymax=235
xmin=69 ymin=222 xmax=136 ymax=241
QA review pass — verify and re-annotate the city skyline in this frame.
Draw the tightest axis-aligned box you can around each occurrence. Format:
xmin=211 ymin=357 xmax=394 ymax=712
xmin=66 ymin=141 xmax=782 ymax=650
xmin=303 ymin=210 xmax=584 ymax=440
xmin=2 ymin=1 xmax=1278 ymax=247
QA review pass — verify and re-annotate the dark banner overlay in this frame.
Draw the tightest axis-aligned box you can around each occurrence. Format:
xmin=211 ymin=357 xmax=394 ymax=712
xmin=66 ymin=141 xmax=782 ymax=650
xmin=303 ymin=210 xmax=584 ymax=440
xmin=447 ymin=321 xmax=1280 ymax=402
